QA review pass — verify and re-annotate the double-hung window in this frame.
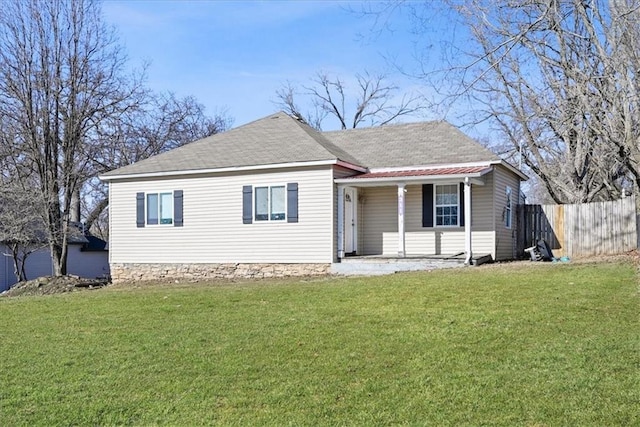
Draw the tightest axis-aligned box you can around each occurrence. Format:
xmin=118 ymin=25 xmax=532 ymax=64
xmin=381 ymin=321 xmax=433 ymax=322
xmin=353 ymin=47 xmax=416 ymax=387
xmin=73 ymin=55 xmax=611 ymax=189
xmin=147 ymin=192 xmax=173 ymax=225
xmin=435 ymin=184 xmax=459 ymax=226
xmin=255 ymin=185 xmax=286 ymax=221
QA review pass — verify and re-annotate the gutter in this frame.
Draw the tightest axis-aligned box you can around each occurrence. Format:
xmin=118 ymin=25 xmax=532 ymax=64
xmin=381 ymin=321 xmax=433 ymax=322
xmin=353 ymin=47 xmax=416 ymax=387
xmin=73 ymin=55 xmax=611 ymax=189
xmin=100 ymin=159 xmax=367 ymax=182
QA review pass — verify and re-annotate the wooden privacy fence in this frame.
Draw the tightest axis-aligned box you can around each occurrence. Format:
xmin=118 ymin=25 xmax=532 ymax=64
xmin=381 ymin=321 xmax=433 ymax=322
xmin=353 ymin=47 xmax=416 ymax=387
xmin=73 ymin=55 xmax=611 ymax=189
xmin=517 ymin=196 xmax=638 ymax=258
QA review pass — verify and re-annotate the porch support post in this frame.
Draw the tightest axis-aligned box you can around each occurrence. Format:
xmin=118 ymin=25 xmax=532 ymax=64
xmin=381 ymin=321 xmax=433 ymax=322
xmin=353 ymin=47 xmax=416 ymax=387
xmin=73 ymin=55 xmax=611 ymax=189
xmin=398 ymin=183 xmax=406 ymax=258
xmin=337 ymin=185 xmax=345 ymax=260
xmin=464 ymin=177 xmax=472 ymax=265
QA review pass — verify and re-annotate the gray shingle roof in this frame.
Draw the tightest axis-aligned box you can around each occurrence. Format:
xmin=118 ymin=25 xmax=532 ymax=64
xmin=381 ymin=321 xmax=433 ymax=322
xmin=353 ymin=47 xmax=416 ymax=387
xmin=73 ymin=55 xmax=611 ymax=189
xmin=101 ymin=112 xmax=362 ymax=177
xmin=101 ymin=113 xmax=500 ymax=178
xmin=323 ymin=121 xmax=500 ymax=168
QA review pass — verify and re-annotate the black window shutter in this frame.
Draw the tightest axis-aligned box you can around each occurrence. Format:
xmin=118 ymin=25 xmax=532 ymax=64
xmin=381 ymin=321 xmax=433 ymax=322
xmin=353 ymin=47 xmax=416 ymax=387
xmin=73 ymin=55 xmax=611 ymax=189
xmin=459 ymin=182 xmax=465 ymax=227
xmin=136 ymin=192 xmax=145 ymax=228
xmin=422 ymin=184 xmax=433 ymax=227
xmin=174 ymin=190 xmax=184 ymax=227
xmin=287 ymin=182 xmax=299 ymax=223
xmin=242 ymin=185 xmax=253 ymax=224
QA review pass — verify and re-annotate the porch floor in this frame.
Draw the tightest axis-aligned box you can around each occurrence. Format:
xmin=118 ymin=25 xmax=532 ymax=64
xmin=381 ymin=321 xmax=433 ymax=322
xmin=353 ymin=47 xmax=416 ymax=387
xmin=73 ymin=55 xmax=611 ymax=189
xmin=331 ymin=253 xmax=493 ymax=276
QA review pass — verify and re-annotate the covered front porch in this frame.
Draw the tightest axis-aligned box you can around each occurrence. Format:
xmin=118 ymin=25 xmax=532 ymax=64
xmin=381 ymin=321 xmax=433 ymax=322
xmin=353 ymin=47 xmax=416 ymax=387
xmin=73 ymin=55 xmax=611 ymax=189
xmin=334 ymin=165 xmax=495 ymax=268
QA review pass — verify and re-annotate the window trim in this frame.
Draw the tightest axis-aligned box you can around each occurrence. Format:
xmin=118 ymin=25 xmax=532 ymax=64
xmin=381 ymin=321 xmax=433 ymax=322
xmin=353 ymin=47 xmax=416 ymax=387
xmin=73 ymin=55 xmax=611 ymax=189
xmin=145 ymin=191 xmax=174 ymax=226
xmin=254 ymin=184 xmax=287 ymax=222
xmin=505 ymin=186 xmax=513 ymax=229
xmin=434 ymin=183 xmax=460 ymax=227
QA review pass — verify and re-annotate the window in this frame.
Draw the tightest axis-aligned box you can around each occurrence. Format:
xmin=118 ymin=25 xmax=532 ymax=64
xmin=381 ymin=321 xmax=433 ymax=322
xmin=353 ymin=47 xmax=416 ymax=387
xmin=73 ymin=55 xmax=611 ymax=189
xmin=137 ymin=191 xmax=182 ymax=228
xmin=243 ymin=183 xmax=298 ymax=224
xmin=435 ymin=184 xmax=459 ymax=226
xmin=146 ymin=192 xmax=173 ymax=225
xmin=270 ymin=186 xmax=285 ymax=220
xmin=505 ymin=186 xmax=512 ymax=229
xmin=146 ymin=193 xmax=158 ymax=224
xmin=255 ymin=185 xmax=286 ymax=221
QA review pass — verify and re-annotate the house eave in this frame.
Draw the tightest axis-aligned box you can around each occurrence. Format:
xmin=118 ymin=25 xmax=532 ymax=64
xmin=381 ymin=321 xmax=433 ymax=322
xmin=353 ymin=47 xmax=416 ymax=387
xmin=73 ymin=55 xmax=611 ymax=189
xmin=335 ymin=171 xmax=489 ymax=187
xmin=368 ymin=160 xmax=528 ymax=181
xmin=489 ymin=160 xmax=528 ymax=181
xmin=100 ymin=159 xmax=366 ymax=182
xmin=368 ymin=161 xmax=493 ymax=173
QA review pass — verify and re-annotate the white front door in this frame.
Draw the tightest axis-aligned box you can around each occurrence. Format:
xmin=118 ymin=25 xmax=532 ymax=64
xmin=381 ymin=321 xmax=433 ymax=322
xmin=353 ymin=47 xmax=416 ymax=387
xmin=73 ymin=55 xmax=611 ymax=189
xmin=344 ymin=187 xmax=357 ymax=254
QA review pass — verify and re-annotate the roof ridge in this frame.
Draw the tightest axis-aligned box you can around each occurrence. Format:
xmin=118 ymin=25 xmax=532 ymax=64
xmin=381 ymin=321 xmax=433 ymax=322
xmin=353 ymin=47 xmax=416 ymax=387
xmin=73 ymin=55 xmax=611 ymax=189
xmin=321 ymin=119 xmax=448 ymax=135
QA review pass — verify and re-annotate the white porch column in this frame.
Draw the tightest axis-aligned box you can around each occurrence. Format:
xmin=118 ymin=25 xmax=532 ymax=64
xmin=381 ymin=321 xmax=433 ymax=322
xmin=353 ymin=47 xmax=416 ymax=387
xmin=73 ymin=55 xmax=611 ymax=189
xmin=398 ymin=183 xmax=406 ymax=257
xmin=337 ymin=185 xmax=345 ymax=259
xmin=464 ymin=177 xmax=472 ymax=265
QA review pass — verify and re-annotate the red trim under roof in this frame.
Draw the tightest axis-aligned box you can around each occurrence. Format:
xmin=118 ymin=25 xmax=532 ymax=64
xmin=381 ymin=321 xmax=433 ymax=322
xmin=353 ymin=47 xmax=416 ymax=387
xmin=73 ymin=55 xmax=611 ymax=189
xmin=343 ymin=166 xmax=491 ymax=180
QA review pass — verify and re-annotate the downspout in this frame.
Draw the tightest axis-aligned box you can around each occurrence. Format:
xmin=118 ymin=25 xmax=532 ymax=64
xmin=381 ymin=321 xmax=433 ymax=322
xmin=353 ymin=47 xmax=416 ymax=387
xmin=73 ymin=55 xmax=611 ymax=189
xmin=337 ymin=185 xmax=345 ymax=260
xmin=397 ymin=183 xmax=406 ymax=257
xmin=3 ymin=250 xmax=7 ymax=291
xmin=464 ymin=177 xmax=473 ymax=265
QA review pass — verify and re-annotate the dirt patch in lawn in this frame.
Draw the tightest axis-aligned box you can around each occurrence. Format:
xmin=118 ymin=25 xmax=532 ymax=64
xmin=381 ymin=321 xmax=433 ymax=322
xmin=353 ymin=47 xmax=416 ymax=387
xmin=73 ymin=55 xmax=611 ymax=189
xmin=1 ymin=275 xmax=109 ymax=298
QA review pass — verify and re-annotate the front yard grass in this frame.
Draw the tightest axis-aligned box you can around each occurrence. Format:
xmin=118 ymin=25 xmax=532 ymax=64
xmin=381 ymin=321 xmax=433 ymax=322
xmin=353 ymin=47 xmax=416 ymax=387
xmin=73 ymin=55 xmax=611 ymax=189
xmin=1 ymin=261 xmax=638 ymax=425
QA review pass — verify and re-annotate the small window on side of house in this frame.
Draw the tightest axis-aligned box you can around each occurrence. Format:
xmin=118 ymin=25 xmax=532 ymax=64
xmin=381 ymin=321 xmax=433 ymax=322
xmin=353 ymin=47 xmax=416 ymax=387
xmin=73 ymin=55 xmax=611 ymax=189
xmin=505 ymin=186 xmax=512 ymax=229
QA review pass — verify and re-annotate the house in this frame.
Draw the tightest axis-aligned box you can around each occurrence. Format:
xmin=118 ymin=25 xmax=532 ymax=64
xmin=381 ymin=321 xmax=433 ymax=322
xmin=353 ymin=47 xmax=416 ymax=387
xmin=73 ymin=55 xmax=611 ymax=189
xmin=99 ymin=112 xmax=526 ymax=282
xmin=0 ymin=231 xmax=110 ymax=291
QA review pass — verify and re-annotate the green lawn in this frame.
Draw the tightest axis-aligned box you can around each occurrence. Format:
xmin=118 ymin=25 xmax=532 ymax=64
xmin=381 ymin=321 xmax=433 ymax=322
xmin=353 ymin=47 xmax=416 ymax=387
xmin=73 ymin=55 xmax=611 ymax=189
xmin=1 ymin=261 xmax=638 ymax=426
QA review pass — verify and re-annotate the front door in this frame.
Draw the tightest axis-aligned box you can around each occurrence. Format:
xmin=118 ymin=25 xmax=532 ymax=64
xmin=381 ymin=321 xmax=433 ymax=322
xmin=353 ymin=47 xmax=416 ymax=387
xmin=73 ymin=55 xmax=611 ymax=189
xmin=344 ymin=187 xmax=357 ymax=255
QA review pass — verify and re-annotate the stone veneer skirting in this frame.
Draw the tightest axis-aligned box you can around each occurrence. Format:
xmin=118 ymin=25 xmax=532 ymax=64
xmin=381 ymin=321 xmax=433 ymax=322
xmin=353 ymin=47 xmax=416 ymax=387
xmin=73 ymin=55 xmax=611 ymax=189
xmin=110 ymin=262 xmax=331 ymax=283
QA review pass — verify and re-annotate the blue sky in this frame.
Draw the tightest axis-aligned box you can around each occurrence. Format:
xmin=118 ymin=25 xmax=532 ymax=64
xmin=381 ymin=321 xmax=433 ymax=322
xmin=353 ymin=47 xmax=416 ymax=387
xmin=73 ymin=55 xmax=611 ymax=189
xmin=101 ymin=0 xmax=455 ymax=130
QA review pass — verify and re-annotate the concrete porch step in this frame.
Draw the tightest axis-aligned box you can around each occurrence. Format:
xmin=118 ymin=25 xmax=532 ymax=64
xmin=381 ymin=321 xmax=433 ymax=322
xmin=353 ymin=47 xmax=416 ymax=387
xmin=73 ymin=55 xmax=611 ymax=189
xmin=331 ymin=259 xmax=465 ymax=276
xmin=331 ymin=254 xmax=492 ymax=276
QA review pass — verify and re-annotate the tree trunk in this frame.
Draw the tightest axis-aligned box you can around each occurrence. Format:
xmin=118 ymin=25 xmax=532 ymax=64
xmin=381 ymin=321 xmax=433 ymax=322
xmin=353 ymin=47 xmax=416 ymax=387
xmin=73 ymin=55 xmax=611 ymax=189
xmin=50 ymin=241 xmax=67 ymax=276
xmin=70 ymin=186 xmax=81 ymax=223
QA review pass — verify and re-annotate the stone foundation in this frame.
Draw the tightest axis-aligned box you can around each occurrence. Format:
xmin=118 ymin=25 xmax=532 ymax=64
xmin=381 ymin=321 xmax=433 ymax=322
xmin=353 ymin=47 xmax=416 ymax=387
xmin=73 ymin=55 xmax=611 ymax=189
xmin=110 ymin=262 xmax=331 ymax=284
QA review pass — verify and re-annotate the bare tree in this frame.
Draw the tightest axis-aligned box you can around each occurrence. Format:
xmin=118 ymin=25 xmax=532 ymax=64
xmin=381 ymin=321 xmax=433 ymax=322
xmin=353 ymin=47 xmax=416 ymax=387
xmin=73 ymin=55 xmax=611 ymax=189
xmin=0 ymin=173 xmax=47 ymax=283
xmin=276 ymin=71 xmax=423 ymax=130
xmin=399 ymin=0 xmax=640 ymax=203
xmin=0 ymin=0 xmax=143 ymax=276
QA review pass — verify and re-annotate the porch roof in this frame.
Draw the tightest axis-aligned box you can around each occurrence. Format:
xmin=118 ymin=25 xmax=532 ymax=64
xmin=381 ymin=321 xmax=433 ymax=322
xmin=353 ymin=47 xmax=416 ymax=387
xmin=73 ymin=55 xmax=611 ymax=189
xmin=334 ymin=165 xmax=492 ymax=185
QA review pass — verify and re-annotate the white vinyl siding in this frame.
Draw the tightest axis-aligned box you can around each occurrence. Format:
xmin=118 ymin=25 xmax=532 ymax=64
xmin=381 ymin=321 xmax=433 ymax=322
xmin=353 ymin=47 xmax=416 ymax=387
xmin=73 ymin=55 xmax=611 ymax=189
xmin=494 ymin=166 xmax=521 ymax=260
xmin=361 ymin=186 xmax=397 ymax=255
xmin=109 ymin=166 xmax=335 ymax=264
